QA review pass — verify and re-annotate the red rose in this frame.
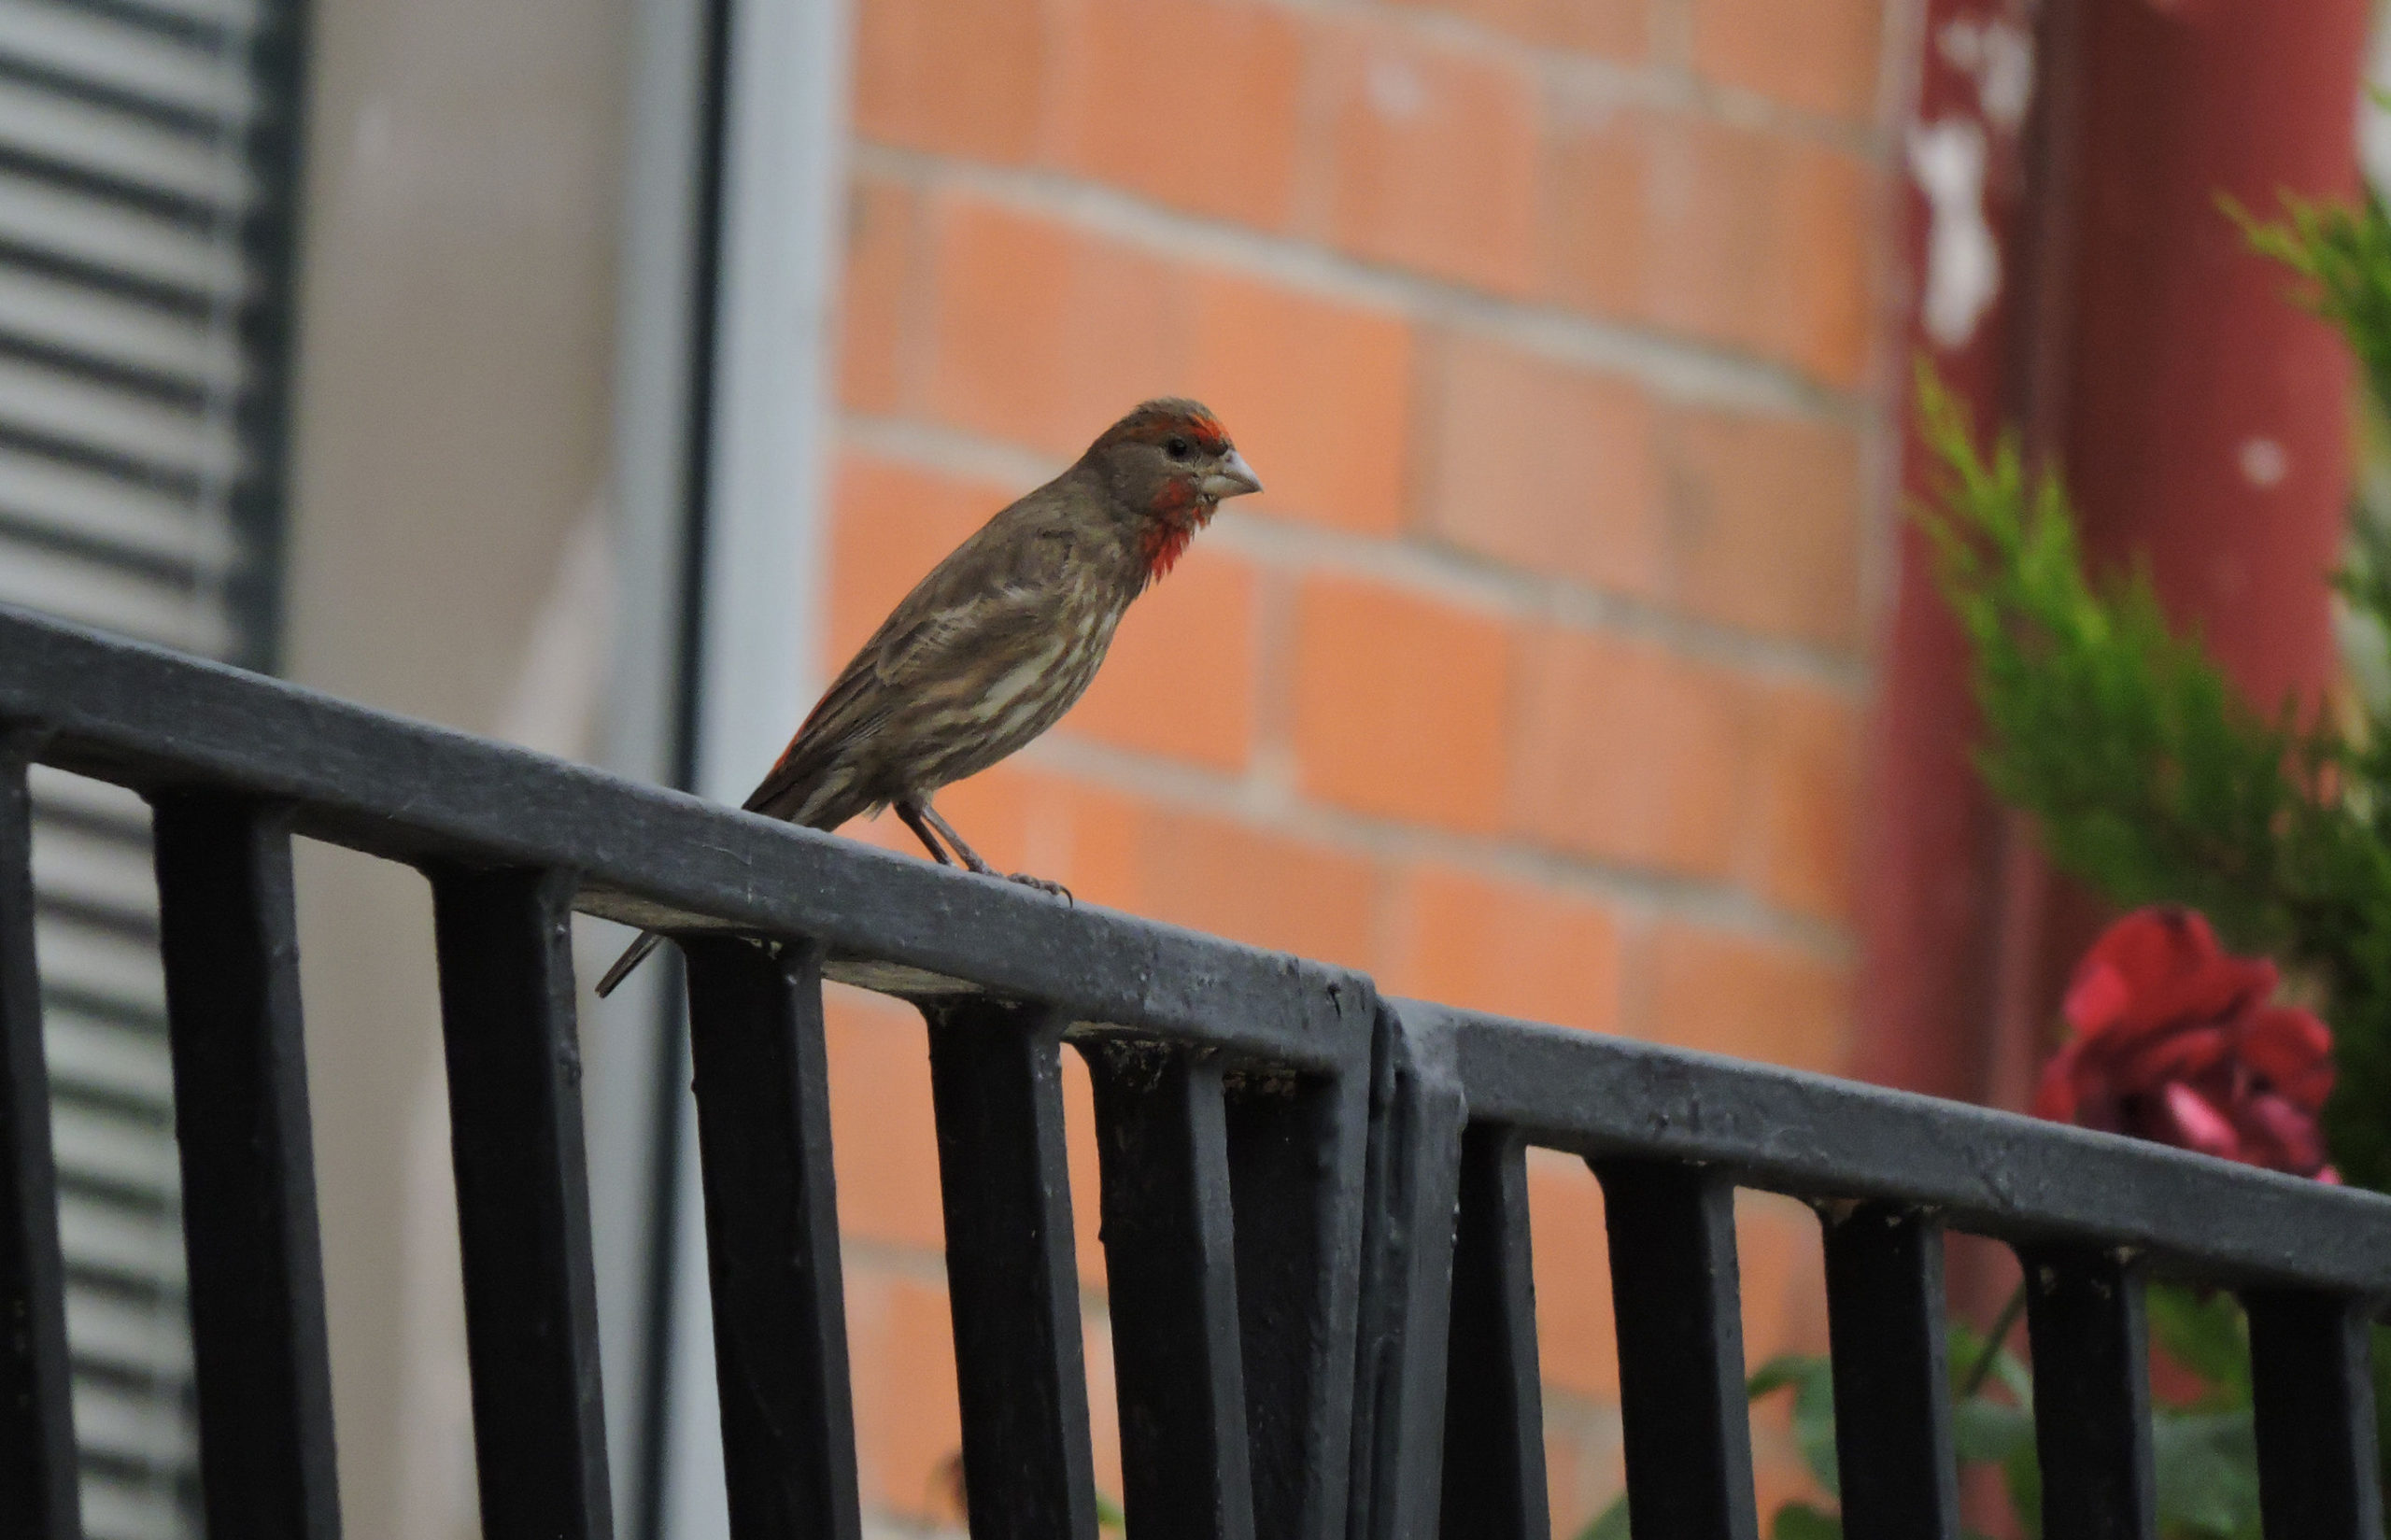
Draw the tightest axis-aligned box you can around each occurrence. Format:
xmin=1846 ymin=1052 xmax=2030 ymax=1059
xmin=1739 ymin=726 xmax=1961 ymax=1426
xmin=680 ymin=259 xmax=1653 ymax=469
xmin=2033 ymin=907 xmax=2338 ymax=1180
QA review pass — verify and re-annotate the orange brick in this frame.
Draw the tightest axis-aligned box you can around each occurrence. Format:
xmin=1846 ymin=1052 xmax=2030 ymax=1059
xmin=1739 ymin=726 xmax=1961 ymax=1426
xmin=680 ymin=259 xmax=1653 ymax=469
xmin=1642 ymin=922 xmax=1851 ymax=1071
xmin=1540 ymin=93 xmax=1645 ymax=322
xmin=1292 ymin=576 xmax=1515 ymax=834
xmin=1131 ymin=808 xmax=1377 ymax=968
xmin=1420 ymin=333 xmax=1664 ymax=600
xmin=1507 ymin=627 xmax=1751 ymax=879
xmin=1544 ymin=1422 xmax=1596 ymax=1540
xmin=825 ymin=985 xmax=944 ymax=1252
xmin=1080 ymin=1313 xmax=1126 ymax=1505
xmin=1185 ymin=272 xmax=1413 ymax=535
xmin=839 ymin=177 xmax=917 ymax=413
xmin=1060 ymin=544 xmax=1258 ymax=770
xmin=1544 ymin=1411 xmax=1624 ymax=1540
xmin=1526 ymin=1148 xmax=1617 ymax=1398
xmin=1396 ymin=0 xmax=1648 ymax=59
xmin=1665 ymin=406 xmax=1862 ymax=650
xmin=1541 ymin=106 xmax=1876 ymax=385
xmin=827 ymin=453 xmax=1015 ymax=660
xmin=1047 ymin=0 xmax=1306 ymax=228
xmin=1059 ymin=1043 xmax=1109 ymax=1287
xmin=1691 ymin=0 xmax=1883 ymax=122
xmin=924 ymin=197 xmax=1186 ymax=457
xmin=852 ymin=0 xmax=1046 ymax=161
xmin=1747 ymin=682 xmax=1860 ymax=924
xmin=845 ymin=1265 xmax=964 ymax=1520
xmin=1323 ymin=23 xmax=1540 ymax=295
xmin=1379 ymin=864 xmax=1622 ymax=1033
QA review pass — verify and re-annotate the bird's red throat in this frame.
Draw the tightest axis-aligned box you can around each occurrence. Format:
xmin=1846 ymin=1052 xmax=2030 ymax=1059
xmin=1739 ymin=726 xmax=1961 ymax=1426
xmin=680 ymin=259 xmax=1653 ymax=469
xmin=1139 ymin=489 xmax=1213 ymax=584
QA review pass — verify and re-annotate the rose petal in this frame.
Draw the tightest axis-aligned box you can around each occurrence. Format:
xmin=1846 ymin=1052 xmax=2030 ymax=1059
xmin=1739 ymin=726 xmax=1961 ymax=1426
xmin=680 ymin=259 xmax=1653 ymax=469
xmin=2239 ymin=1006 xmax=2335 ymax=1107
xmin=2158 ymin=1081 xmax=2242 ymax=1161
xmin=2237 ymin=1093 xmax=2326 ymax=1176
xmin=2062 ymin=960 xmax=2134 ymax=1036
xmin=2112 ymin=1025 xmax=2233 ymax=1094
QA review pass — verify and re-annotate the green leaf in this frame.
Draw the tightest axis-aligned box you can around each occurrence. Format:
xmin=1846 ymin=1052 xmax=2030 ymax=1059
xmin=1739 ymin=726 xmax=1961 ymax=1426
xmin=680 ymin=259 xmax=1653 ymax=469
xmin=2150 ymin=1407 xmax=2261 ymax=1539
xmin=1947 ymin=1320 xmax=2032 ymax=1406
xmin=1951 ymin=1393 xmax=2036 ymax=1469
xmin=1771 ymin=1501 xmax=1845 ymax=1540
xmin=1747 ymin=1352 xmax=1841 ymax=1497
xmin=2144 ymin=1283 xmax=2252 ymax=1409
xmin=2002 ymin=1426 xmax=2044 ymax=1540
xmin=1576 ymin=1493 xmax=1631 ymax=1540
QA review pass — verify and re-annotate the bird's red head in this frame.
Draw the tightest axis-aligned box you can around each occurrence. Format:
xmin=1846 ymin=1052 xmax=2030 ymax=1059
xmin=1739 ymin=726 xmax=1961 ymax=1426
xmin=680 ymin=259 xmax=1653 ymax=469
xmin=1084 ymin=398 xmax=1262 ymax=584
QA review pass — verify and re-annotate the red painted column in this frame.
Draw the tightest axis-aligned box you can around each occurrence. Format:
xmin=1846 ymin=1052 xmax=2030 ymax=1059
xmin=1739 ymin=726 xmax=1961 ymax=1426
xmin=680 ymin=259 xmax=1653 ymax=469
xmin=1856 ymin=0 xmax=2369 ymax=1109
xmin=1853 ymin=0 xmax=2055 ymax=1107
xmin=2059 ymin=0 xmax=2367 ymax=712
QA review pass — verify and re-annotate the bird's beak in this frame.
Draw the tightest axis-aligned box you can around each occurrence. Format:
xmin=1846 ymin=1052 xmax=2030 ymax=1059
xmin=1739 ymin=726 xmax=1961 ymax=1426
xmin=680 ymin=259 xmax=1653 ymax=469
xmin=1201 ymin=448 xmax=1262 ymax=500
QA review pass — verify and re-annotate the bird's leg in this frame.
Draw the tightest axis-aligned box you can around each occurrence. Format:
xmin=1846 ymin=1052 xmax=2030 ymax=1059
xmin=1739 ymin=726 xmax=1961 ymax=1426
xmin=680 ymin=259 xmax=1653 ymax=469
xmin=920 ymin=801 xmax=1072 ymax=904
xmin=915 ymin=800 xmax=996 ymax=873
xmin=895 ymin=799 xmax=956 ymax=866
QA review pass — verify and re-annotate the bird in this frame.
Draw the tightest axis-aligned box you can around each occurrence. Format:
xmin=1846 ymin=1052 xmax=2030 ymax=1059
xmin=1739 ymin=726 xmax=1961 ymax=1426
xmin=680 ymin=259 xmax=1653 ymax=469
xmin=595 ymin=398 xmax=1260 ymax=997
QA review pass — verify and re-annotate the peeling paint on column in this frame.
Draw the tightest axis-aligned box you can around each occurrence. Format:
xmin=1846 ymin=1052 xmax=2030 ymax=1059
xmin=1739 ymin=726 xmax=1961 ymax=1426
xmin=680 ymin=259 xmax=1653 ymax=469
xmin=1909 ymin=119 xmax=1999 ymax=348
xmin=1906 ymin=7 xmax=2039 ymax=352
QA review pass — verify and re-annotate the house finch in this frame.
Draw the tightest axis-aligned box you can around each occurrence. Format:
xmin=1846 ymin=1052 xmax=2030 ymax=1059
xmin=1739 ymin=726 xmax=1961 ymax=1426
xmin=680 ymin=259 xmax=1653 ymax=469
xmin=596 ymin=398 xmax=1259 ymax=997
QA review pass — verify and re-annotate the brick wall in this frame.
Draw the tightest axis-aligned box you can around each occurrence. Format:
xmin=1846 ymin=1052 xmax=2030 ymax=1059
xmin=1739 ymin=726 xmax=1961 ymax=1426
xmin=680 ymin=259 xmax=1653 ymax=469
xmin=820 ymin=0 xmax=1899 ymax=1528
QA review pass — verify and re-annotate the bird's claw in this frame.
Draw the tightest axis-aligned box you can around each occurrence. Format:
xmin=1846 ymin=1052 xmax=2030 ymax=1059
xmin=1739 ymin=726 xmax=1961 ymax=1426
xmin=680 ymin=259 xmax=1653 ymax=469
xmin=1007 ymin=871 xmax=1073 ymax=905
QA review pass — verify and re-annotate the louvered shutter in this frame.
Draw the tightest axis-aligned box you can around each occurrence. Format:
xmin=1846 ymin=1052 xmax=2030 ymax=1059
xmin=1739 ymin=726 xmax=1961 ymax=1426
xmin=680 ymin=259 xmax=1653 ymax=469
xmin=0 ymin=0 xmax=306 ymax=1535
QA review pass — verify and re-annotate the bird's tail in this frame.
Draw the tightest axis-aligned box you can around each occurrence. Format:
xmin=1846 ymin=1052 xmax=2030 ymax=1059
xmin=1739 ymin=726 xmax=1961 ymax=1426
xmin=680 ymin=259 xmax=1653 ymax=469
xmin=595 ymin=930 xmax=665 ymax=998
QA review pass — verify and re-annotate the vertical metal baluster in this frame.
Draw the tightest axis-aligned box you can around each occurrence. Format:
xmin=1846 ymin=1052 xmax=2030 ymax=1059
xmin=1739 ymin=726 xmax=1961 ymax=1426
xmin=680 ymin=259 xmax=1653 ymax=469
xmin=0 ymin=735 xmax=74 ymax=1538
xmin=1596 ymin=1158 xmax=1761 ymax=1540
xmin=430 ymin=865 xmax=612 ymax=1539
xmin=1821 ymin=1204 xmax=1959 ymax=1540
xmin=2244 ymin=1288 xmax=2383 ymax=1540
xmin=681 ymin=937 xmax=861 ymax=1540
xmin=151 ymin=792 xmax=341 ymax=1538
xmin=1224 ymin=1066 xmax=1370 ymax=1540
xmin=2020 ymin=1246 xmax=2154 ymax=1540
xmin=1084 ymin=1042 xmax=1254 ymax=1540
xmin=1346 ymin=1009 xmax=1466 ymax=1540
xmin=924 ymin=996 xmax=1096 ymax=1540
xmin=1438 ymin=1125 xmax=1549 ymax=1540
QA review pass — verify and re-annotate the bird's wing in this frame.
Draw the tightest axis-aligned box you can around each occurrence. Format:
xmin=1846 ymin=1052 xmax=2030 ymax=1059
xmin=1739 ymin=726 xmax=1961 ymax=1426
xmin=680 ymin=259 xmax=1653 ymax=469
xmin=740 ymin=487 xmax=1090 ymax=818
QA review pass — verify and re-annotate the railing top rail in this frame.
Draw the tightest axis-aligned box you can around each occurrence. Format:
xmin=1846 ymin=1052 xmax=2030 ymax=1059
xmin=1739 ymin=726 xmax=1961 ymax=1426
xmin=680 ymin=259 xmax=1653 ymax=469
xmin=1410 ymin=999 xmax=2391 ymax=1294
xmin=0 ymin=604 xmax=1365 ymax=1067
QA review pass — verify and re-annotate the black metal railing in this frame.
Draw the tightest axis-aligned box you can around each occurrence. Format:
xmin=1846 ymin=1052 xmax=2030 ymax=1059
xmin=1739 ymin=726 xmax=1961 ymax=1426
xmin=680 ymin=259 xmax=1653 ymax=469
xmin=0 ymin=601 xmax=2384 ymax=1540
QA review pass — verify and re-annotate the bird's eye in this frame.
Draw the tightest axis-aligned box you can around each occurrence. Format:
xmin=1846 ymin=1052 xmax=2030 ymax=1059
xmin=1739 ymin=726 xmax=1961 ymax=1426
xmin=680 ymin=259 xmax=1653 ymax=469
xmin=1165 ymin=436 xmax=1192 ymax=461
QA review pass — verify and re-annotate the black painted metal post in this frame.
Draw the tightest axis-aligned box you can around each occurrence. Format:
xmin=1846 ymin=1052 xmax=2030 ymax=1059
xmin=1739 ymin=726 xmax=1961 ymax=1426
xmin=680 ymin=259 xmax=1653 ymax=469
xmin=1085 ymin=1042 xmax=1255 ymax=1540
xmin=682 ymin=937 xmax=862 ymax=1540
xmin=1439 ymin=1125 xmax=1548 ymax=1540
xmin=1224 ymin=1068 xmax=1368 ymax=1540
xmin=1820 ymin=1204 xmax=1959 ymax=1540
xmin=151 ymin=792 xmax=341 ymax=1539
xmin=430 ymin=865 xmax=613 ymax=1540
xmin=2021 ymin=1247 xmax=2153 ymax=1540
xmin=1346 ymin=1013 xmax=1466 ymax=1540
xmin=2244 ymin=1288 xmax=2384 ymax=1540
xmin=925 ymin=997 xmax=1098 ymax=1540
xmin=0 ymin=737 xmax=74 ymax=1539
xmin=1596 ymin=1158 xmax=1761 ymax=1540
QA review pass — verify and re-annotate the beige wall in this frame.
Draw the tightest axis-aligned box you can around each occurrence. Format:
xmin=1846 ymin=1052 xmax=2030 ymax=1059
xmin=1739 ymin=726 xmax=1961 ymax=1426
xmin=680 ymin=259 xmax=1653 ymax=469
xmin=276 ymin=0 xmax=630 ymax=1533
